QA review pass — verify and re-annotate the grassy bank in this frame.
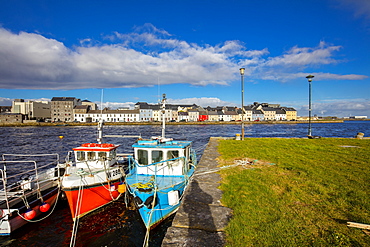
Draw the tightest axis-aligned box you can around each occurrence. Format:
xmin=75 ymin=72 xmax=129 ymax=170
xmin=218 ymin=138 xmax=370 ymax=246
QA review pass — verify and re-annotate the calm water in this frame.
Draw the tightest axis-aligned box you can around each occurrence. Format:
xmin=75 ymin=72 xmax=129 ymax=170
xmin=0 ymin=121 xmax=369 ymax=246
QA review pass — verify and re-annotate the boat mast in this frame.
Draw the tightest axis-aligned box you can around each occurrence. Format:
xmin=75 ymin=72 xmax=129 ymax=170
xmin=97 ymin=120 xmax=103 ymax=144
xmin=97 ymin=89 xmax=104 ymax=144
xmin=161 ymin=93 xmax=166 ymax=139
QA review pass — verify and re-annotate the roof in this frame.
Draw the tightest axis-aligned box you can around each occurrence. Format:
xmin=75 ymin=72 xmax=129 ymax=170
xmin=74 ymin=105 xmax=89 ymax=110
xmin=262 ymin=107 xmax=276 ymax=111
xmin=207 ymin=111 xmax=218 ymax=115
xmin=224 ymin=111 xmax=237 ymax=115
xmin=282 ymin=107 xmax=296 ymax=111
xmin=136 ymin=102 xmax=198 ymax=110
xmin=51 ymin=97 xmax=77 ymax=102
xmin=73 ymin=143 xmax=119 ymax=152
xmin=253 ymin=110 xmax=263 ymax=114
xmin=275 ymin=109 xmax=286 ymax=114
xmin=133 ymin=139 xmax=192 ymax=149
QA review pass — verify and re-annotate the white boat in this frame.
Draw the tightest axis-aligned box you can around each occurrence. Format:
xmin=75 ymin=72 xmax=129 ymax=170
xmin=125 ymin=94 xmax=197 ymax=234
xmin=61 ymin=121 xmax=127 ymax=220
xmin=0 ymin=154 xmax=65 ymax=235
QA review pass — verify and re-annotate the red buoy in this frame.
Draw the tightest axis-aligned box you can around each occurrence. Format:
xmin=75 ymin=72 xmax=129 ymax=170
xmin=24 ymin=209 xmax=36 ymax=220
xmin=39 ymin=202 xmax=51 ymax=212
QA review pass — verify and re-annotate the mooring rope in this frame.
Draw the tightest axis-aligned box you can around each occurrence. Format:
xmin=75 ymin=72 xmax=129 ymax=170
xmin=69 ymin=180 xmax=84 ymax=247
xmin=142 ymin=185 xmax=158 ymax=247
xmin=16 ymin=182 xmax=62 ymax=223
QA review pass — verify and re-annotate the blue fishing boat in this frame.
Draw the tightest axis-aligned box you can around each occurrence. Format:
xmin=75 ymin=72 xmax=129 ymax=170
xmin=125 ymin=94 xmax=197 ymax=231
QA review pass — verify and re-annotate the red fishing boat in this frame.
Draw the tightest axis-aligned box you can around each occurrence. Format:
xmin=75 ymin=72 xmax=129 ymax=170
xmin=61 ymin=121 xmax=126 ymax=219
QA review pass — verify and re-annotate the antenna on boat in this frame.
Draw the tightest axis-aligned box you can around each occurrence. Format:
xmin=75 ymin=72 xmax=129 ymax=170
xmin=161 ymin=93 xmax=166 ymax=139
xmin=97 ymin=89 xmax=104 ymax=144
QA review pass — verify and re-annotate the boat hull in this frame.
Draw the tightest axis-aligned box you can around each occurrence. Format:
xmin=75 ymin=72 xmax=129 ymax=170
xmin=63 ymin=180 xmax=122 ymax=219
xmin=0 ymin=187 xmax=60 ymax=235
xmin=126 ymin=174 xmax=190 ymax=229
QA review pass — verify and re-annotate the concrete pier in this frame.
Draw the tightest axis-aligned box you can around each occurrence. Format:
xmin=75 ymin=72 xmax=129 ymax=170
xmin=162 ymin=137 xmax=232 ymax=247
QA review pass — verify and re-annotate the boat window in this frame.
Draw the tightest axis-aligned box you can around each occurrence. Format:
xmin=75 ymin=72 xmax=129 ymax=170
xmin=138 ymin=150 xmax=148 ymax=165
xmin=167 ymin=150 xmax=179 ymax=159
xmin=98 ymin=152 xmax=107 ymax=160
xmin=109 ymin=149 xmax=116 ymax=159
xmin=76 ymin=151 xmax=85 ymax=161
xmin=87 ymin=151 xmax=95 ymax=161
xmin=152 ymin=150 xmax=163 ymax=163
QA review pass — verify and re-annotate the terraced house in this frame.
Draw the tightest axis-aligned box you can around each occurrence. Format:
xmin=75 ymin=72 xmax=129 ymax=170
xmin=7 ymin=98 xmax=297 ymax=123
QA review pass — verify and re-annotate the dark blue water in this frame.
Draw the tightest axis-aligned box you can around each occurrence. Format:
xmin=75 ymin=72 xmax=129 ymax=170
xmin=0 ymin=121 xmax=369 ymax=246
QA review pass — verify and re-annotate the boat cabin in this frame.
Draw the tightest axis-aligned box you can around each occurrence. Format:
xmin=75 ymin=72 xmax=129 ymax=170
xmin=72 ymin=143 xmax=120 ymax=169
xmin=132 ymin=139 xmax=193 ymax=176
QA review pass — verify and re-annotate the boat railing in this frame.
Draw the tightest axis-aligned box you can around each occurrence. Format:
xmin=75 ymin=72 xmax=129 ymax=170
xmin=0 ymin=170 xmax=58 ymax=207
xmin=2 ymin=153 xmax=60 ymax=164
xmin=0 ymin=160 xmax=62 ymax=182
xmin=0 ymin=157 xmax=62 ymax=213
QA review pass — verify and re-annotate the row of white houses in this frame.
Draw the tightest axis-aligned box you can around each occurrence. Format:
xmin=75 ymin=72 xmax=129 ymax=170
xmin=7 ymin=98 xmax=298 ymax=123
xmin=73 ymin=105 xmax=297 ymax=122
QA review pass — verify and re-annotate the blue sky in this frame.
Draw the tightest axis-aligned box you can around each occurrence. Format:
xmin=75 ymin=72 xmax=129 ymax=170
xmin=0 ymin=0 xmax=369 ymax=117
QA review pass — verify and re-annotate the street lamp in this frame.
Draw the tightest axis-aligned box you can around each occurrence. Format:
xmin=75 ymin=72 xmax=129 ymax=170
xmin=306 ymin=75 xmax=314 ymax=137
xmin=240 ymin=68 xmax=245 ymax=140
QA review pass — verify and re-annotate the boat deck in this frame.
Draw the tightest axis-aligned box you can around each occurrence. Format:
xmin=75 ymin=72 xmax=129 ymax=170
xmin=125 ymin=173 xmax=188 ymax=191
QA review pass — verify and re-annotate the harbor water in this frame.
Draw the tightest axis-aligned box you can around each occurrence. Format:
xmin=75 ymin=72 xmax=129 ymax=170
xmin=0 ymin=121 xmax=369 ymax=246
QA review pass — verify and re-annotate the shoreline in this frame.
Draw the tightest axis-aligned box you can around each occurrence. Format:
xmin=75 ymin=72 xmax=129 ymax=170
xmin=0 ymin=120 xmax=355 ymax=127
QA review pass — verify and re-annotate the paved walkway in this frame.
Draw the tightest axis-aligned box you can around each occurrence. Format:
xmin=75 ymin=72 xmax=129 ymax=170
xmin=162 ymin=137 xmax=232 ymax=247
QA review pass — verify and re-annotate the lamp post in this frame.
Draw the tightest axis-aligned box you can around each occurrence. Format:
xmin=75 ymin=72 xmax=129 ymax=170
xmin=240 ymin=68 xmax=245 ymax=140
xmin=306 ymin=75 xmax=314 ymax=137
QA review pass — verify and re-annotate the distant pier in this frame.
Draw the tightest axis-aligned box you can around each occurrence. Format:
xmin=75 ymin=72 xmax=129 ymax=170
xmin=162 ymin=137 xmax=231 ymax=247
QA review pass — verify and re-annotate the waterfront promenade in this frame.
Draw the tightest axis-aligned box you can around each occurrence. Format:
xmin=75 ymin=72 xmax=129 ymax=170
xmin=162 ymin=137 xmax=231 ymax=247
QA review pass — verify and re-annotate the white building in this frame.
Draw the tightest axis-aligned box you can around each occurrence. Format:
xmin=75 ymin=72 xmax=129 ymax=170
xmin=275 ymin=109 xmax=287 ymax=121
xmin=139 ymin=109 xmax=153 ymax=122
xmin=178 ymin=112 xmax=189 ymax=122
xmin=75 ymin=109 xmax=140 ymax=122
xmin=188 ymin=109 xmax=199 ymax=122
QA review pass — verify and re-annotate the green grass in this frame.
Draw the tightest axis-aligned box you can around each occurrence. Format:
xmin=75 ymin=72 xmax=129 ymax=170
xmin=218 ymin=138 xmax=370 ymax=246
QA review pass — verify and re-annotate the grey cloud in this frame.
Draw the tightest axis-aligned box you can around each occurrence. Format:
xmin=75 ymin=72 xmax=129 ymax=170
xmin=336 ymin=0 xmax=370 ymax=19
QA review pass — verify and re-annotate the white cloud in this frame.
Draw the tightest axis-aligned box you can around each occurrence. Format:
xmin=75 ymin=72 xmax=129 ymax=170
xmin=0 ymin=97 xmax=51 ymax=106
xmin=167 ymin=97 xmax=234 ymax=107
xmin=91 ymin=97 xmax=234 ymax=110
xmin=298 ymin=99 xmax=370 ymax=117
xmin=260 ymin=72 xmax=368 ymax=82
xmin=0 ymin=26 xmax=367 ymax=90
xmin=0 ymin=97 xmax=12 ymax=106
xmin=97 ymin=101 xmax=136 ymax=110
xmin=264 ymin=42 xmax=342 ymax=67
